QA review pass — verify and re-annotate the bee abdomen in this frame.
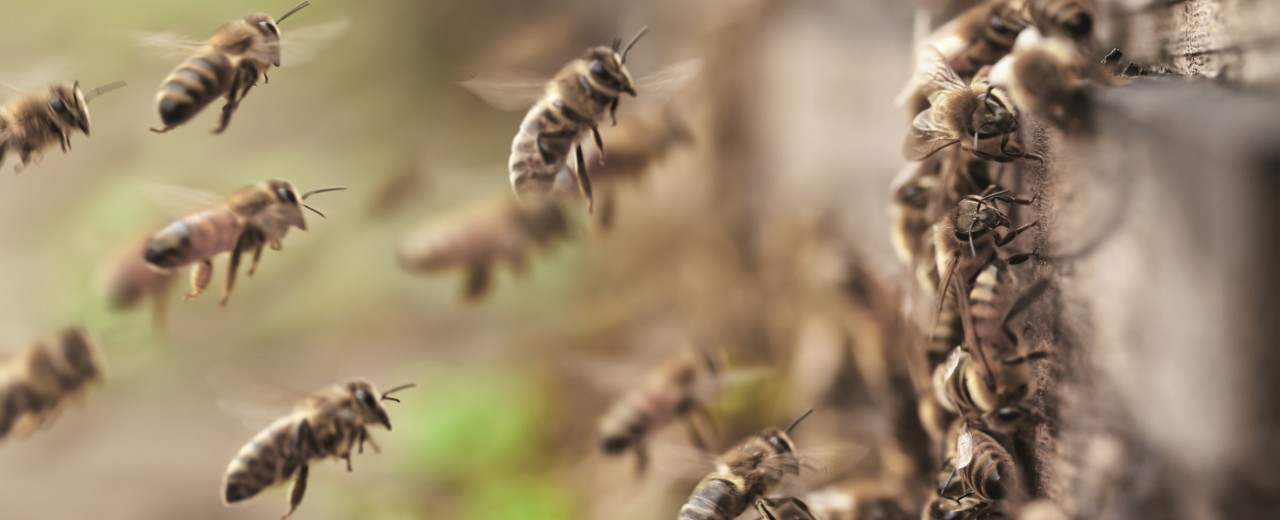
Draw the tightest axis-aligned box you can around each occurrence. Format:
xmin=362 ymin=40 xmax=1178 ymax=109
xmin=157 ymin=51 xmax=234 ymax=127
xmin=223 ymin=422 xmax=303 ymax=504
xmin=679 ymin=478 xmax=744 ymax=520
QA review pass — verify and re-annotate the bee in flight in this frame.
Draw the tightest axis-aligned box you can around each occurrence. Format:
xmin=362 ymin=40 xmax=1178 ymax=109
xmin=0 ymin=80 xmax=126 ymax=173
xmin=222 ymin=379 xmax=414 ymax=519
xmin=0 ymin=327 xmax=105 ymax=442
xmin=678 ymin=410 xmax=812 ymax=520
xmin=397 ymin=196 xmax=569 ymax=300
xmin=460 ymin=27 xmax=700 ymax=212
xmin=597 ymin=348 xmax=723 ymax=475
xmin=142 ymin=180 xmax=345 ymax=306
xmin=148 ymin=1 xmax=312 ymax=134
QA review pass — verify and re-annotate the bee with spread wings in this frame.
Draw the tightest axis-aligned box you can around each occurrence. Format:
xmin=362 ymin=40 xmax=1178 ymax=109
xmin=460 ymin=28 xmax=700 ymax=212
xmin=904 ymin=49 xmax=1039 ymax=163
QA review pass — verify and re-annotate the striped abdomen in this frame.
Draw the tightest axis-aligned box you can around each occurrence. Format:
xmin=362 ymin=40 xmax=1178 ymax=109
xmin=963 ymin=430 xmax=1017 ymax=500
xmin=952 ymin=1 xmax=1024 ymax=76
xmin=598 ymin=386 xmax=684 ymax=453
xmin=144 ymin=207 xmax=243 ymax=269
xmin=929 ymin=284 xmax=964 ymax=367
xmin=679 ymin=478 xmax=747 ymax=520
xmin=968 ymin=264 xmax=1008 ymax=351
xmin=156 ymin=50 xmax=236 ymax=129
xmin=223 ymin=416 xmax=307 ymax=504
xmin=509 ymin=99 xmax=590 ymax=199
xmin=0 ymin=329 xmax=102 ymax=440
xmin=938 ymin=353 xmax=989 ymax=417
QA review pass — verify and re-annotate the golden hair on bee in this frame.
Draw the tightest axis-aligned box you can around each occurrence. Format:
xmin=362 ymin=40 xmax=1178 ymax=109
xmin=896 ymin=0 xmax=1027 ymax=114
xmin=397 ymin=197 xmax=569 ymax=300
xmin=150 ymin=1 xmax=311 ymax=134
xmin=1023 ymin=0 xmax=1094 ymax=41
xmin=143 ymin=180 xmax=344 ymax=306
xmin=994 ymin=30 xmax=1094 ymax=131
xmin=0 ymin=80 xmax=126 ymax=173
xmin=222 ymin=379 xmax=414 ymax=519
xmin=0 ymin=327 xmax=105 ymax=442
xmin=678 ymin=409 xmax=812 ymax=520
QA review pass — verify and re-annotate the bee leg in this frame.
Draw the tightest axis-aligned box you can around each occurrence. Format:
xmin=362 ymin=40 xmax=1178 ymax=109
xmin=463 ymin=264 xmax=492 ymax=300
xmin=222 ymin=231 xmax=257 ymax=307
xmin=592 ymin=126 xmax=605 ymax=165
xmin=574 ymin=144 xmax=594 ymax=213
xmin=215 ymin=73 xmax=246 ymax=135
xmin=343 ymin=453 xmax=353 ymax=472
xmin=633 ymin=444 xmax=649 ymax=476
xmin=609 ymin=98 xmax=619 ymax=126
xmin=247 ymin=244 xmax=265 ymax=277
xmin=363 ymin=430 xmax=381 ymax=454
xmin=282 ymin=464 xmax=308 ymax=520
xmin=184 ymin=260 xmax=213 ymax=300
xmin=994 ymin=221 xmax=1040 ymax=246
xmin=270 ymin=240 xmax=283 ymax=251
xmin=683 ymin=418 xmax=710 ymax=453
xmin=755 ymin=499 xmax=779 ymax=520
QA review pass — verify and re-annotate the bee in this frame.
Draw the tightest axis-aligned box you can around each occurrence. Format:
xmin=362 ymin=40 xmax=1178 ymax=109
xmin=800 ymin=481 xmax=913 ymax=520
xmin=994 ymin=30 xmax=1092 ymax=130
xmin=967 ymin=261 xmax=1049 ymax=360
xmin=896 ymin=0 xmax=1027 ymax=113
xmin=934 ymin=345 xmax=1047 ymax=433
xmin=1023 ymin=0 xmax=1094 ymax=41
xmin=678 ymin=410 xmax=812 ymax=520
xmin=142 ymin=180 xmax=345 ymax=306
xmin=754 ymin=497 xmax=817 ymax=520
xmin=904 ymin=51 xmax=1039 ymax=163
xmin=923 ymin=423 xmax=1020 ymax=520
xmin=101 ymin=232 xmax=178 ymax=328
xmin=0 ymin=328 xmax=105 ymax=441
xmin=222 ymin=380 xmax=415 ymax=519
xmin=0 ymin=80 xmax=126 ymax=173
xmin=397 ymin=197 xmax=568 ymax=300
xmin=889 ymin=157 xmax=943 ymax=269
xmin=149 ymin=1 xmax=311 ymax=134
xmin=598 ymin=348 xmax=721 ymax=475
xmin=460 ymin=28 xmax=700 ymax=212
xmin=581 ymin=108 xmax=693 ymax=229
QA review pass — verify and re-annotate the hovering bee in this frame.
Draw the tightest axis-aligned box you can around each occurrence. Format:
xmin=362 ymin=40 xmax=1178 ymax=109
xmin=460 ymin=28 xmax=700 ymax=211
xmin=678 ymin=410 xmax=812 ymax=520
xmin=397 ymin=197 xmax=568 ymax=300
xmin=149 ymin=1 xmax=312 ymax=134
xmin=0 ymin=328 xmax=104 ymax=441
xmin=1023 ymin=0 xmax=1095 ymax=41
xmin=896 ymin=0 xmax=1027 ymax=113
xmin=598 ymin=348 xmax=721 ymax=475
xmin=754 ymin=497 xmax=816 ymax=520
xmin=0 ymin=80 xmax=126 ymax=173
xmin=101 ymin=232 xmax=178 ymax=328
xmin=222 ymin=379 xmax=414 ymax=519
xmin=934 ymin=345 xmax=1047 ymax=433
xmin=904 ymin=51 xmax=1039 ymax=163
xmin=142 ymin=180 xmax=345 ymax=306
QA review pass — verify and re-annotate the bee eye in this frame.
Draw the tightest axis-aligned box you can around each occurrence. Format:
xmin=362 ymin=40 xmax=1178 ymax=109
xmin=589 ymin=60 xmax=609 ymax=78
xmin=50 ymin=96 xmax=66 ymax=113
xmin=997 ymin=408 xmax=1023 ymax=423
xmin=276 ymin=187 xmax=298 ymax=204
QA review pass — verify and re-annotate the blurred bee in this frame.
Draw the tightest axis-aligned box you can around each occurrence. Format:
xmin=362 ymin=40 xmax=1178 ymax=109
xmin=904 ymin=51 xmax=1039 ymax=163
xmin=991 ymin=30 xmax=1092 ymax=130
xmin=801 ymin=480 xmax=913 ymax=520
xmin=460 ymin=28 xmax=700 ymax=211
xmin=678 ymin=410 xmax=812 ymax=520
xmin=1023 ymin=0 xmax=1094 ymax=41
xmin=149 ymin=1 xmax=311 ymax=134
xmin=0 ymin=328 xmax=104 ymax=441
xmin=0 ymin=80 xmax=126 ymax=173
xmin=223 ymin=379 xmax=414 ymax=519
xmin=934 ymin=345 xmax=1047 ymax=433
xmin=755 ymin=497 xmax=816 ymax=520
xmin=100 ymin=232 xmax=178 ymax=329
xmin=397 ymin=197 xmax=568 ymax=300
xmin=143 ymin=180 xmax=345 ymax=306
xmin=889 ymin=157 xmax=943 ymax=269
xmin=896 ymin=0 xmax=1027 ymax=113
xmin=923 ymin=422 xmax=1020 ymax=520
xmin=598 ymin=348 xmax=721 ymax=475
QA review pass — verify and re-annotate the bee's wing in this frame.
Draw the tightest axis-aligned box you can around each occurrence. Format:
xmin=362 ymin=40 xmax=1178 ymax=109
xmin=903 ymin=108 xmax=960 ymax=161
xmin=207 ymin=371 xmax=304 ymax=432
xmin=278 ymin=18 xmax=350 ymax=67
xmin=459 ymin=69 xmax=550 ymax=112
xmin=955 ymin=428 xmax=975 ymax=468
xmin=646 ymin=441 xmax=720 ymax=481
xmin=135 ymin=31 xmax=209 ymax=60
xmin=137 ymin=182 xmax=225 ymax=217
xmin=632 ymin=59 xmax=702 ymax=105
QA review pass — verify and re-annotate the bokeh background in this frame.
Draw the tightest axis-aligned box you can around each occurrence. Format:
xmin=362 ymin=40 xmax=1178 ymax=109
xmin=1 ymin=0 xmax=1279 ymax=519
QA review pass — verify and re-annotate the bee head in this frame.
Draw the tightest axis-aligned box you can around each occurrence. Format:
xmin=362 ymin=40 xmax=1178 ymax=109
xmin=266 ymin=180 xmax=309 ymax=231
xmin=968 ymin=86 xmax=1017 ymax=139
xmin=346 ymin=380 xmax=393 ymax=430
xmin=759 ymin=427 xmax=797 ymax=457
xmin=50 ymin=82 xmax=91 ymax=136
xmin=896 ymin=176 xmax=935 ymax=210
xmin=953 ymin=196 xmax=1007 ymax=239
xmin=243 ymin=13 xmax=283 ymax=66
xmin=584 ymin=47 xmax=637 ymax=97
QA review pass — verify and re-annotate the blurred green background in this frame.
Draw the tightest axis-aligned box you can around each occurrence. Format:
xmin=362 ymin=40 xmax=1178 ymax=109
xmin=0 ymin=0 xmax=918 ymax=518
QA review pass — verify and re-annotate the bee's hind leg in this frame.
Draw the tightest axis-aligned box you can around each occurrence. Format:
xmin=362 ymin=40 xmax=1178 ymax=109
xmin=592 ymin=126 xmax=605 ymax=164
xmin=184 ymin=260 xmax=213 ymax=301
xmin=214 ymin=73 xmax=246 ymax=134
xmin=574 ymin=144 xmax=594 ymax=213
xmin=282 ymin=464 xmax=308 ymax=520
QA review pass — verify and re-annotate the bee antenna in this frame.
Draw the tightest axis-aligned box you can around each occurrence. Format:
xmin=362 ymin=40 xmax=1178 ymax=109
xmin=621 ymin=26 xmax=649 ymax=63
xmin=301 ymin=186 xmax=347 ymax=200
xmin=302 ymin=204 xmax=326 ymax=218
xmin=277 ymin=0 xmax=311 ymax=24
xmin=612 ymin=38 xmax=622 ymax=52
xmin=381 ymin=383 xmax=417 ymax=403
xmin=83 ymin=81 xmax=127 ymax=103
xmin=784 ymin=408 xmax=815 ymax=435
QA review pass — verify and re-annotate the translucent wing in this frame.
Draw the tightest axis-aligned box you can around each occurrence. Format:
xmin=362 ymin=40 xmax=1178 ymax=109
xmin=894 ymin=33 xmax=968 ymax=107
xmin=279 ymin=18 xmax=350 ymax=67
xmin=956 ymin=428 xmax=975 ymax=468
xmin=459 ymin=69 xmax=550 ymax=112
xmin=136 ymin=31 xmax=209 ymax=60
xmin=137 ymin=182 xmax=224 ymax=216
xmin=944 ymin=346 xmax=965 ymax=381
xmin=206 ymin=371 xmax=303 ymax=432
xmin=903 ymin=108 xmax=960 ymax=161
xmin=917 ymin=47 xmax=969 ymax=104
xmin=633 ymin=59 xmax=702 ymax=104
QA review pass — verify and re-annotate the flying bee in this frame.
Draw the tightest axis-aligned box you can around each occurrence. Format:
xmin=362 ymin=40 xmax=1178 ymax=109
xmin=1023 ymin=0 xmax=1095 ymax=41
xmin=101 ymin=232 xmax=178 ymax=328
xmin=904 ymin=51 xmax=1039 ymax=163
xmin=934 ymin=345 xmax=1048 ymax=433
xmin=598 ymin=348 xmax=722 ymax=475
xmin=0 ymin=80 xmax=126 ymax=173
xmin=222 ymin=379 xmax=414 ymax=519
xmin=754 ymin=497 xmax=816 ymax=520
xmin=460 ymin=28 xmax=701 ymax=212
xmin=678 ymin=410 xmax=812 ymax=520
xmin=148 ymin=1 xmax=311 ymax=134
xmin=896 ymin=0 xmax=1027 ymax=113
xmin=142 ymin=180 xmax=345 ymax=306
xmin=397 ymin=196 xmax=568 ymax=300
xmin=0 ymin=327 xmax=104 ymax=441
